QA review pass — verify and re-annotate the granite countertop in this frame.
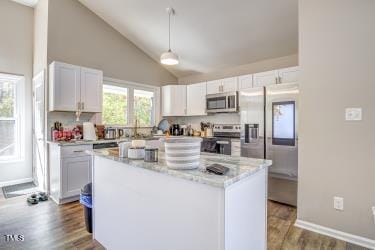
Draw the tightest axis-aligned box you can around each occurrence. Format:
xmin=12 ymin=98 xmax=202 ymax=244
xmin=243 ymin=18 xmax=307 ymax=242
xmin=87 ymin=148 xmax=272 ymax=188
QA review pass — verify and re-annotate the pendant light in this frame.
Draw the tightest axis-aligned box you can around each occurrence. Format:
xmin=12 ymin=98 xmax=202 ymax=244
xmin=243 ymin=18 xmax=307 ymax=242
xmin=160 ymin=7 xmax=179 ymax=65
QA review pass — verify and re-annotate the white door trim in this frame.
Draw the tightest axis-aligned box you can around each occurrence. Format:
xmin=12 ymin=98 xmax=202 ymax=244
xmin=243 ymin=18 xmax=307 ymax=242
xmin=32 ymin=70 xmax=47 ymax=192
xmin=295 ymin=219 xmax=375 ymax=249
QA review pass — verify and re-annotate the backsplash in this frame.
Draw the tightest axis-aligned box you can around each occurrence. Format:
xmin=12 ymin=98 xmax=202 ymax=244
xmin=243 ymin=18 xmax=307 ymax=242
xmin=47 ymin=112 xmax=152 ymax=140
xmin=47 ymin=112 xmax=96 ymax=140
xmin=166 ymin=113 xmax=240 ymax=130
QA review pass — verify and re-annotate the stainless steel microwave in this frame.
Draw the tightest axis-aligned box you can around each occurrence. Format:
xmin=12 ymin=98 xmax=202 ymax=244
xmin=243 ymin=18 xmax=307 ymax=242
xmin=206 ymin=91 xmax=239 ymax=113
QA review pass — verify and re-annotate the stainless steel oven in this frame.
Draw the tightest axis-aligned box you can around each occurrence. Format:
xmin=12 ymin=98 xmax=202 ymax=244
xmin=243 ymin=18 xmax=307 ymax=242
xmin=206 ymin=92 xmax=238 ymax=113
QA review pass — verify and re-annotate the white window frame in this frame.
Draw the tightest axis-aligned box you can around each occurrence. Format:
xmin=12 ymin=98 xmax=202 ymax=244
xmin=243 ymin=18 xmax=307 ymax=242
xmin=101 ymin=77 xmax=160 ymax=127
xmin=0 ymin=73 xmax=25 ymax=162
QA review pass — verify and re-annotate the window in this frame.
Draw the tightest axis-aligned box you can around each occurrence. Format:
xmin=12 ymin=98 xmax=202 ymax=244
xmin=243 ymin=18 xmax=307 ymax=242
xmin=102 ymin=79 xmax=159 ymax=127
xmin=134 ymin=89 xmax=154 ymax=126
xmin=102 ymin=85 xmax=128 ymax=125
xmin=0 ymin=74 xmax=23 ymax=160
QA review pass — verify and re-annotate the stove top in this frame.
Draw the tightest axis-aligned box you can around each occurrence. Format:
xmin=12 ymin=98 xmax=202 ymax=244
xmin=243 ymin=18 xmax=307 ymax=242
xmin=212 ymin=124 xmax=241 ymax=138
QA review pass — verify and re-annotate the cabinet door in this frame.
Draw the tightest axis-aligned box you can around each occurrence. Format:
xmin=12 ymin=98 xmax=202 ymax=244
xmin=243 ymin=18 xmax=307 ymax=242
xmin=238 ymin=74 xmax=253 ymax=90
xmin=80 ymin=67 xmax=103 ymax=112
xmin=222 ymin=77 xmax=238 ymax=92
xmin=278 ymin=66 xmax=299 ymax=84
xmin=253 ymin=70 xmax=278 ymax=87
xmin=162 ymin=85 xmax=187 ymax=116
xmin=61 ymin=156 xmax=92 ymax=198
xmin=49 ymin=62 xmax=80 ymax=111
xmin=206 ymin=80 xmax=222 ymax=95
xmin=187 ymin=82 xmax=207 ymax=116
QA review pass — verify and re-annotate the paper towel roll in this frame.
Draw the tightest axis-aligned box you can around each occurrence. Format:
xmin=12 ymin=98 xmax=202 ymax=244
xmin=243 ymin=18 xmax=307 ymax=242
xmin=83 ymin=122 xmax=96 ymax=141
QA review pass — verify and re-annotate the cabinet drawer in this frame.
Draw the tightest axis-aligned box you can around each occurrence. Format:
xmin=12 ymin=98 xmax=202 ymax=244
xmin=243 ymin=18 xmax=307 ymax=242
xmin=61 ymin=145 xmax=92 ymax=158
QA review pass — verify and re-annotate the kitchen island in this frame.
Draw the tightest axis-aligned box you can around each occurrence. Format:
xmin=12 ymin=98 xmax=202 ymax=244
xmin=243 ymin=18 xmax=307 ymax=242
xmin=88 ymin=148 xmax=272 ymax=250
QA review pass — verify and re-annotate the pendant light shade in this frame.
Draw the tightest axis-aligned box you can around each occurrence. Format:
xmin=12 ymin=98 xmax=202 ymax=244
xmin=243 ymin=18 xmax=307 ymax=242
xmin=160 ymin=50 xmax=179 ymax=65
xmin=161 ymin=7 xmax=179 ymax=65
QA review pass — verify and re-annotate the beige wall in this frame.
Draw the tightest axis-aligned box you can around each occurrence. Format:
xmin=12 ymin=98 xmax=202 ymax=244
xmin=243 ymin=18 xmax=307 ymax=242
xmin=0 ymin=0 xmax=34 ymax=184
xmin=47 ymin=0 xmax=177 ymax=86
xmin=178 ymin=54 xmax=298 ymax=84
xmin=298 ymin=0 xmax=375 ymax=241
xmin=33 ymin=0 xmax=48 ymax=75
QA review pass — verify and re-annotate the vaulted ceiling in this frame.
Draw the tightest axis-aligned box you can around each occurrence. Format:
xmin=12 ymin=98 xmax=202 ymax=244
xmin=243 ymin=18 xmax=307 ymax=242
xmin=13 ymin=0 xmax=298 ymax=78
xmin=78 ymin=0 xmax=298 ymax=78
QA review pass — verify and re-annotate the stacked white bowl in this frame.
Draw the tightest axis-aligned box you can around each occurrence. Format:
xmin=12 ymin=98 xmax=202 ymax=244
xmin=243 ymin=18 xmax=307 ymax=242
xmin=162 ymin=138 xmax=202 ymax=170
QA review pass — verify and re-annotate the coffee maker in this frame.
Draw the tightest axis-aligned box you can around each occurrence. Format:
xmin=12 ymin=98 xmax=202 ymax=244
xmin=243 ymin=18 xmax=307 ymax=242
xmin=170 ymin=124 xmax=181 ymax=136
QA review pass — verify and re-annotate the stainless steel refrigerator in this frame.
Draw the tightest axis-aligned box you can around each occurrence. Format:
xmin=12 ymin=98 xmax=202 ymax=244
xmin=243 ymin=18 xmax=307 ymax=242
xmin=240 ymin=83 xmax=298 ymax=206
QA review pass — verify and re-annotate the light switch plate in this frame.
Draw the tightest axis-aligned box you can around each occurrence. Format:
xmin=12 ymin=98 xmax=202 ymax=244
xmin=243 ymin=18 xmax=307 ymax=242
xmin=334 ymin=196 xmax=344 ymax=210
xmin=345 ymin=108 xmax=362 ymax=121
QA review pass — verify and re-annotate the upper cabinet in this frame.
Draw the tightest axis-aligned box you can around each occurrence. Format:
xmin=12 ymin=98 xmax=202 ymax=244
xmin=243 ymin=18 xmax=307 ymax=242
xmin=206 ymin=79 xmax=222 ymax=95
xmin=49 ymin=61 xmax=103 ymax=112
xmin=162 ymin=85 xmax=187 ymax=116
xmin=253 ymin=70 xmax=279 ymax=87
xmin=278 ymin=66 xmax=299 ymax=84
xmin=80 ymin=67 xmax=103 ymax=112
xmin=253 ymin=67 xmax=300 ymax=87
xmin=238 ymin=74 xmax=253 ymax=90
xmin=207 ymin=77 xmax=238 ymax=95
xmin=187 ymin=82 xmax=207 ymax=116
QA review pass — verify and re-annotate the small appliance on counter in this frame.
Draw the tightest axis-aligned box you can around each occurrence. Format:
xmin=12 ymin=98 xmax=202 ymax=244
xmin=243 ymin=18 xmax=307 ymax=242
xmin=104 ymin=127 xmax=116 ymax=140
xmin=170 ymin=124 xmax=181 ymax=136
xmin=83 ymin=122 xmax=97 ymax=141
xmin=180 ymin=125 xmax=188 ymax=136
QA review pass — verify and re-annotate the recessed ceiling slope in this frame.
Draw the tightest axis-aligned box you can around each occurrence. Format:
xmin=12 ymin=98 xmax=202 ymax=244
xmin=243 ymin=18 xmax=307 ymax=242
xmin=79 ymin=0 xmax=298 ymax=78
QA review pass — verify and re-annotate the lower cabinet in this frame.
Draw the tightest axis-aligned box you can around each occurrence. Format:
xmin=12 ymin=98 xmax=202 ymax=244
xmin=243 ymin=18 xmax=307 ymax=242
xmin=49 ymin=143 xmax=92 ymax=204
xmin=61 ymin=156 xmax=92 ymax=198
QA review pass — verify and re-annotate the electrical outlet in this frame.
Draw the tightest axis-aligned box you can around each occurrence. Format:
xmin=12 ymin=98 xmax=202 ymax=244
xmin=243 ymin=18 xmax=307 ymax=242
xmin=345 ymin=108 xmax=362 ymax=121
xmin=372 ymin=207 xmax=375 ymax=224
xmin=334 ymin=197 xmax=344 ymax=211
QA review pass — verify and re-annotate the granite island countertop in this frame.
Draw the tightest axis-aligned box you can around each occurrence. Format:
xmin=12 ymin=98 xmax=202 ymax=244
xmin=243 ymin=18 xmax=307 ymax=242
xmin=87 ymin=148 xmax=272 ymax=188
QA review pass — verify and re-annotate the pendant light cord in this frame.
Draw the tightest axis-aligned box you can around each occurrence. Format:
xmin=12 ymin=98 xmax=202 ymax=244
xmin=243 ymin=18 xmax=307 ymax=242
xmin=168 ymin=10 xmax=171 ymax=51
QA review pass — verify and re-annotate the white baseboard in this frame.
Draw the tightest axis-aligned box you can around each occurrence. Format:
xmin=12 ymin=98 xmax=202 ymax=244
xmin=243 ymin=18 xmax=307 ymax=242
xmin=0 ymin=178 xmax=33 ymax=188
xmin=295 ymin=219 xmax=375 ymax=249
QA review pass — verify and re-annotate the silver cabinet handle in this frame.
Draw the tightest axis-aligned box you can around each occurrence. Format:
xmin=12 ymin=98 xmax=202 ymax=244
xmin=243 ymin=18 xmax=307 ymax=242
xmin=77 ymin=102 xmax=80 ymax=110
xmin=73 ymin=150 xmax=84 ymax=153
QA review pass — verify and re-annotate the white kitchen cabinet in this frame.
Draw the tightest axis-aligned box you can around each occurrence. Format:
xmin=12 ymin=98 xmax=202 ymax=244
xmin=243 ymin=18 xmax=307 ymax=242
xmin=207 ymin=77 xmax=238 ymax=95
xmin=49 ymin=61 xmax=103 ymax=112
xmin=238 ymin=74 xmax=253 ymax=90
xmin=253 ymin=70 xmax=278 ymax=87
xmin=206 ymin=79 xmax=222 ymax=95
xmin=222 ymin=77 xmax=238 ymax=92
xmin=80 ymin=67 xmax=103 ymax=112
xmin=49 ymin=143 xmax=92 ymax=204
xmin=231 ymin=140 xmax=241 ymax=157
xmin=278 ymin=66 xmax=299 ymax=84
xmin=162 ymin=85 xmax=187 ymax=116
xmin=49 ymin=62 xmax=81 ymax=111
xmin=187 ymin=82 xmax=207 ymax=116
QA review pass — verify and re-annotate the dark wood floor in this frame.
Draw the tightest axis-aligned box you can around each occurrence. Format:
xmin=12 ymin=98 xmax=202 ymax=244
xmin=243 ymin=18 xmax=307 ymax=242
xmin=0 ymin=191 xmax=368 ymax=250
